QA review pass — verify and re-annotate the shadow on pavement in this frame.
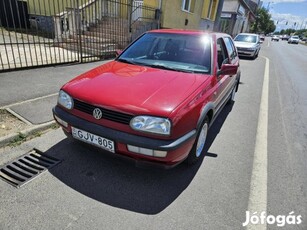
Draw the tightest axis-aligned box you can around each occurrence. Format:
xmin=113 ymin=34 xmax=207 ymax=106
xmin=47 ymin=103 xmax=233 ymax=215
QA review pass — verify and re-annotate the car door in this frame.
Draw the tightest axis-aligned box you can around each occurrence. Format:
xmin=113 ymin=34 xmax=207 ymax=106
xmin=213 ymin=37 xmax=235 ymax=112
xmin=224 ymin=36 xmax=239 ymax=90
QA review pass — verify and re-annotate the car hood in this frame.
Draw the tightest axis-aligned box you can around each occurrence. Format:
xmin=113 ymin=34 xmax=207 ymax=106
xmin=234 ymin=41 xmax=257 ymax=48
xmin=62 ymin=61 xmax=211 ymax=117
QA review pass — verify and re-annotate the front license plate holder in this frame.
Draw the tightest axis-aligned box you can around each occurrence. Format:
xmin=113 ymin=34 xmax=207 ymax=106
xmin=72 ymin=127 xmax=115 ymax=153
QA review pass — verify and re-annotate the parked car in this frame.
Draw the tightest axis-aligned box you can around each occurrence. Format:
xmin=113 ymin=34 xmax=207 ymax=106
xmin=281 ymin=35 xmax=290 ymax=41
xmin=233 ymin=33 xmax=261 ymax=59
xmin=271 ymin=35 xmax=280 ymax=41
xmin=288 ymin=35 xmax=300 ymax=44
xmin=53 ymin=29 xmax=241 ymax=168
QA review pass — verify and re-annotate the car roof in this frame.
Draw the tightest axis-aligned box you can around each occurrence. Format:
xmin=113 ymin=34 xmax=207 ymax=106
xmin=236 ymin=33 xmax=258 ymax=36
xmin=148 ymin=29 xmax=231 ymax=38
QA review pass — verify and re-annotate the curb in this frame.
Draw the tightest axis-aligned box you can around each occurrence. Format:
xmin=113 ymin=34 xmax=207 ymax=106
xmin=0 ymin=120 xmax=56 ymax=148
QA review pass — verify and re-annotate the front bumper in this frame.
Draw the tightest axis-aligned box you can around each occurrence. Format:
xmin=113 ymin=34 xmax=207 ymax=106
xmin=53 ymin=106 xmax=197 ymax=168
xmin=237 ymin=48 xmax=257 ymax=57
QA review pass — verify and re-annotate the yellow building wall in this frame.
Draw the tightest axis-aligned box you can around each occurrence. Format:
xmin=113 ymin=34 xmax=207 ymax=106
xmin=144 ymin=0 xmax=220 ymax=30
xmin=26 ymin=0 xmax=89 ymax=16
xmin=160 ymin=0 xmax=205 ymax=29
xmin=26 ymin=0 xmax=129 ymax=18
xmin=143 ymin=0 xmax=160 ymax=8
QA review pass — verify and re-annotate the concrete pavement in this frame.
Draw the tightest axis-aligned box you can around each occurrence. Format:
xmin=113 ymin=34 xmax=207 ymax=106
xmin=0 ymin=59 xmax=112 ymax=147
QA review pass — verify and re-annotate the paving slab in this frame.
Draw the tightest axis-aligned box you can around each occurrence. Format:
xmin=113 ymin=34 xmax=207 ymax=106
xmin=9 ymin=95 xmax=58 ymax=125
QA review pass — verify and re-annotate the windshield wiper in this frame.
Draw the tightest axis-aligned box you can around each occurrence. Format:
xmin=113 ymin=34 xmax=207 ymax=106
xmin=145 ymin=63 xmax=190 ymax=72
xmin=117 ymin=58 xmax=137 ymax=65
xmin=147 ymin=64 xmax=207 ymax=73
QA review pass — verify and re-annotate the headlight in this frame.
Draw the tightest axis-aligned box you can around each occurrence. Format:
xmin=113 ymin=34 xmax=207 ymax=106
xmin=130 ymin=116 xmax=171 ymax=135
xmin=58 ymin=90 xmax=73 ymax=110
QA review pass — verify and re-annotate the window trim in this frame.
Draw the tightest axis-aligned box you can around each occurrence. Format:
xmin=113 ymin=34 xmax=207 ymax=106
xmin=182 ymin=0 xmax=194 ymax=13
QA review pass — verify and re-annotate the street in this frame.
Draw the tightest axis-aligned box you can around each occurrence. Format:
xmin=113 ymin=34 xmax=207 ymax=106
xmin=0 ymin=39 xmax=306 ymax=230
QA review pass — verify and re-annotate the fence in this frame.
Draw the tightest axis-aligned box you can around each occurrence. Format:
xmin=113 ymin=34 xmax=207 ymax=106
xmin=0 ymin=0 xmax=159 ymax=72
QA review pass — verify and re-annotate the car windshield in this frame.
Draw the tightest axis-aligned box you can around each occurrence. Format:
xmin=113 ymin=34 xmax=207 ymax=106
xmin=234 ymin=34 xmax=257 ymax=43
xmin=292 ymin=36 xmax=299 ymax=39
xmin=117 ymin=32 xmax=212 ymax=74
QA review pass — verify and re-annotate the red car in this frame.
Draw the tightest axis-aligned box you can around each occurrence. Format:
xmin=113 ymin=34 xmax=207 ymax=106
xmin=53 ymin=29 xmax=240 ymax=168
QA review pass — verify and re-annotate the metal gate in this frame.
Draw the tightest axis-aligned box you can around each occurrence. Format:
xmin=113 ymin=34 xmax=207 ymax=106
xmin=0 ymin=0 xmax=159 ymax=72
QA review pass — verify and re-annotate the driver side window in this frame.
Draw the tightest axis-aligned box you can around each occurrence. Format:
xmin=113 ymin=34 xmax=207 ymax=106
xmin=216 ymin=38 xmax=228 ymax=69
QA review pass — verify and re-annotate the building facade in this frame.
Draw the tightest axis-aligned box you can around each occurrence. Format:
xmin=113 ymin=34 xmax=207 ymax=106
xmin=144 ymin=0 xmax=220 ymax=31
xmin=218 ymin=0 xmax=258 ymax=37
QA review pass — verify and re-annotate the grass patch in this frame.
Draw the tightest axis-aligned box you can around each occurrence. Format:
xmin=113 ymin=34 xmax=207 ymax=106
xmin=10 ymin=132 xmax=27 ymax=147
xmin=7 ymin=123 xmax=59 ymax=147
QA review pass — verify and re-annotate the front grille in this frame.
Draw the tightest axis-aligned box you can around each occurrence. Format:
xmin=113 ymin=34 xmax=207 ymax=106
xmin=237 ymin=47 xmax=253 ymax=52
xmin=74 ymin=99 xmax=133 ymax=125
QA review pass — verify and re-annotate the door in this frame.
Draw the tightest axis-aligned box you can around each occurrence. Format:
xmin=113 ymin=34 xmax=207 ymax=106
xmin=214 ymin=37 xmax=236 ymax=112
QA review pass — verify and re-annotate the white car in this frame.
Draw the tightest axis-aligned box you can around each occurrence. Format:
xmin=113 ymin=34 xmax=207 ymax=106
xmin=271 ymin=35 xmax=279 ymax=42
xmin=288 ymin=36 xmax=299 ymax=44
xmin=234 ymin=33 xmax=261 ymax=59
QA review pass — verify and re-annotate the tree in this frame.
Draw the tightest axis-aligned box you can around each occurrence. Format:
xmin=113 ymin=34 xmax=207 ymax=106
xmin=250 ymin=8 xmax=276 ymax=34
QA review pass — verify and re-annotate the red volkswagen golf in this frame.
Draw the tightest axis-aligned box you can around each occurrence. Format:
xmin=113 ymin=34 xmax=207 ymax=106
xmin=53 ymin=29 xmax=240 ymax=168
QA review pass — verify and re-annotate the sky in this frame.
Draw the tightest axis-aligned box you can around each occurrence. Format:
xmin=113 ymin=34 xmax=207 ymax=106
xmin=261 ymin=0 xmax=307 ymax=31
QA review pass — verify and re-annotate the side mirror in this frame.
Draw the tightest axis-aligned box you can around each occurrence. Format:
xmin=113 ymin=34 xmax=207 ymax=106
xmin=217 ymin=64 xmax=238 ymax=76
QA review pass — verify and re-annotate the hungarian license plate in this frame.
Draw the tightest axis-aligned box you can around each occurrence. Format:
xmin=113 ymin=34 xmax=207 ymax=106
xmin=72 ymin=127 xmax=115 ymax=153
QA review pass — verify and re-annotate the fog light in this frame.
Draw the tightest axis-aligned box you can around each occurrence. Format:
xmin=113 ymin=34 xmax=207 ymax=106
xmin=54 ymin=115 xmax=68 ymax=128
xmin=139 ymin=147 xmax=153 ymax=156
xmin=153 ymin=150 xmax=167 ymax=157
xmin=127 ymin=145 xmax=167 ymax=158
xmin=127 ymin=145 xmax=139 ymax=153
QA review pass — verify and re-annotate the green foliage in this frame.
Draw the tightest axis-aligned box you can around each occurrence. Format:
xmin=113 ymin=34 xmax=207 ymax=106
xmin=251 ymin=8 xmax=275 ymax=34
xmin=10 ymin=132 xmax=27 ymax=147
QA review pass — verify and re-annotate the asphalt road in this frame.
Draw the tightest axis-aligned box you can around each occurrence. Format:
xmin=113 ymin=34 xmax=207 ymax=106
xmin=0 ymin=61 xmax=110 ymax=107
xmin=0 ymin=39 xmax=306 ymax=230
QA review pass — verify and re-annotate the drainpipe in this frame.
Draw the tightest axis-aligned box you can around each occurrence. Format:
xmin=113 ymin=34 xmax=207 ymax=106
xmin=214 ymin=0 xmax=225 ymax=32
xmin=158 ymin=0 xmax=162 ymax=29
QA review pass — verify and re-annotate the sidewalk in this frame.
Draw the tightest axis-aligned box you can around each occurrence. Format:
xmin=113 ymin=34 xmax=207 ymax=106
xmin=0 ymin=59 xmax=112 ymax=148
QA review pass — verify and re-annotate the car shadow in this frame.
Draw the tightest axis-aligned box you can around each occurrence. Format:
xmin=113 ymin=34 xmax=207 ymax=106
xmin=239 ymin=56 xmax=257 ymax=61
xmin=47 ymin=103 xmax=234 ymax=215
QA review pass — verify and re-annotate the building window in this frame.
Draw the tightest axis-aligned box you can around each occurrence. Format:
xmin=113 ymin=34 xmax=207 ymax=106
xmin=182 ymin=0 xmax=195 ymax=13
xmin=202 ymin=0 xmax=218 ymax=20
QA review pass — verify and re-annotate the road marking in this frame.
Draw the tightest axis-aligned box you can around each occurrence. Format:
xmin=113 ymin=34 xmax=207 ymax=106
xmin=0 ymin=93 xmax=58 ymax=110
xmin=246 ymin=56 xmax=269 ymax=230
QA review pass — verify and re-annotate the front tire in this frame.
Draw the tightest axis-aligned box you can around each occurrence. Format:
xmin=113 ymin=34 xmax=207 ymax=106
xmin=187 ymin=116 xmax=209 ymax=165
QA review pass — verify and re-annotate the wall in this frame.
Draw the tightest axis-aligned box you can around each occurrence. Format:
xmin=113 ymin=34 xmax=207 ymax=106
xmin=161 ymin=0 xmax=204 ymax=29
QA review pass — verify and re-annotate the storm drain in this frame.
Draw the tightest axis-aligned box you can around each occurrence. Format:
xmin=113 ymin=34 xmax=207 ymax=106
xmin=0 ymin=149 xmax=60 ymax=188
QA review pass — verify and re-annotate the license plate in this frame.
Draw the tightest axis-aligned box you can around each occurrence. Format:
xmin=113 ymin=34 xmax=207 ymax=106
xmin=72 ymin=127 xmax=115 ymax=153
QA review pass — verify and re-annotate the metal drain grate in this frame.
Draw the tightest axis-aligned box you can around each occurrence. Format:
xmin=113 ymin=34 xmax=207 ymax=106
xmin=0 ymin=148 xmax=61 ymax=188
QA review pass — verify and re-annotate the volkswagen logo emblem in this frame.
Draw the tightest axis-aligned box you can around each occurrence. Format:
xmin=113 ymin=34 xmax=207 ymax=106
xmin=93 ymin=108 xmax=102 ymax=120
